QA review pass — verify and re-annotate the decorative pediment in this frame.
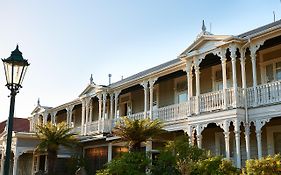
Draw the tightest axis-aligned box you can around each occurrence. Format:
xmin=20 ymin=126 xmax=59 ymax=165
xmin=183 ymin=35 xmax=230 ymax=56
xmin=79 ymin=83 xmax=106 ymax=98
xmin=31 ymin=105 xmax=50 ymax=115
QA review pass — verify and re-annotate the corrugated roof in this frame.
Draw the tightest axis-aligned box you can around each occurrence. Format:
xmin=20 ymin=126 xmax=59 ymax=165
xmin=237 ymin=19 xmax=281 ymax=38
xmin=0 ymin=118 xmax=30 ymax=133
xmin=109 ymin=58 xmax=181 ymax=88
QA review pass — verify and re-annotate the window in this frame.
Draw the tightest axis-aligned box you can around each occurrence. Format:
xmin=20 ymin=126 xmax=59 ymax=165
xmin=264 ymin=60 xmax=281 ymax=83
xmin=212 ymin=64 xmax=231 ymax=91
xmin=175 ymin=77 xmax=188 ymax=104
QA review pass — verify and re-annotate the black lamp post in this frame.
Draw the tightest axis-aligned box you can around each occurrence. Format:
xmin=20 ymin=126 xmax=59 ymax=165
xmin=2 ymin=45 xmax=29 ymax=175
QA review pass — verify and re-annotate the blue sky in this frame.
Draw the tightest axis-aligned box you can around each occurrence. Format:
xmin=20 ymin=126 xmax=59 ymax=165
xmin=0 ymin=0 xmax=280 ymax=121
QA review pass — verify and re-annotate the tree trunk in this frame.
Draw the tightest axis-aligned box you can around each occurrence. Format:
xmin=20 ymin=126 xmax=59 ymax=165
xmin=130 ymin=142 xmax=142 ymax=152
xmin=47 ymin=150 xmax=57 ymax=175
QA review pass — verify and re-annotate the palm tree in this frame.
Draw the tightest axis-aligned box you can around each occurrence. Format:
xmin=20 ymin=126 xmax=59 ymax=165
xmin=112 ymin=117 xmax=164 ymax=152
xmin=35 ymin=122 xmax=78 ymax=175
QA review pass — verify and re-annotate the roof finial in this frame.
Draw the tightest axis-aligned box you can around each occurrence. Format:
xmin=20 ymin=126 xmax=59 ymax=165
xmin=37 ymin=98 xmax=40 ymax=106
xmin=90 ymin=74 xmax=93 ymax=84
xmin=202 ymin=20 xmax=206 ymax=33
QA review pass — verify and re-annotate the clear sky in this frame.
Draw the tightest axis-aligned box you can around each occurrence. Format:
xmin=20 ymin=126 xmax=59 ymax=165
xmin=0 ymin=0 xmax=280 ymax=121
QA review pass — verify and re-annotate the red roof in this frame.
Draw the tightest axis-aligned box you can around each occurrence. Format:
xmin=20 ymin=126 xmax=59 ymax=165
xmin=0 ymin=118 xmax=30 ymax=134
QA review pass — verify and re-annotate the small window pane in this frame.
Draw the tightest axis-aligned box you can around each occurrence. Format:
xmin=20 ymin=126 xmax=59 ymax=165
xmin=277 ymin=69 xmax=281 ymax=81
xmin=276 ymin=62 xmax=281 ymax=69
xmin=266 ymin=64 xmax=274 ymax=82
xmin=178 ymin=93 xmax=187 ymax=103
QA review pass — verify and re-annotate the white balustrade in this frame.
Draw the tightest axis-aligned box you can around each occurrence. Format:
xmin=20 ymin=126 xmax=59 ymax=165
xmin=128 ymin=111 xmax=145 ymax=120
xmin=155 ymin=101 xmax=188 ymax=122
xmin=199 ymin=90 xmax=224 ymax=112
xmin=247 ymin=80 xmax=281 ymax=107
xmin=86 ymin=121 xmax=99 ymax=134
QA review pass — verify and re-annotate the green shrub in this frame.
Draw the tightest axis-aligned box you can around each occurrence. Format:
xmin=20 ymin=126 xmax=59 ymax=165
xmin=191 ymin=156 xmax=239 ymax=175
xmin=151 ymin=150 xmax=180 ymax=175
xmin=243 ymin=154 xmax=281 ymax=175
xmin=96 ymin=152 xmax=151 ymax=175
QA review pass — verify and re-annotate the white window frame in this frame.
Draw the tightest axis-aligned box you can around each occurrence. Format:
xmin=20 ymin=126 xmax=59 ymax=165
xmin=174 ymin=76 xmax=188 ymax=104
xmin=260 ymin=57 xmax=281 ymax=83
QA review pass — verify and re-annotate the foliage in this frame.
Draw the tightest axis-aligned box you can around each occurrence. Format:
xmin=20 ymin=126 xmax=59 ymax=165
xmin=65 ymin=155 xmax=86 ymax=175
xmin=112 ymin=116 xmax=164 ymax=152
xmin=152 ymin=135 xmax=238 ymax=175
xmin=191 ymin=156 xmax=239 ymax=175
xmin=96 ymin=152 xmax=151 ymax=175
xmin=164 ymin=135 xmax=207 ymax=175
xmin=151 ymin=150 xmax=180 ymax=175
xmin=35 ymin=122 xmax=78 ymax=175
xmin=242 ymin=154 xmax=281 ymax=175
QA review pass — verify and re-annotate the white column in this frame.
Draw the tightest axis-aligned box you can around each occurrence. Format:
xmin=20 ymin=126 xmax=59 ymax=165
xmin=234 ymin=120 xmax=241 ymax=168
xmin=221 ymin=120 xmax=230 ymax=160
xmin=230 ymin=45 xmax=238 ymax=107
xmin=194 ymin=64 xmax=200 ymax=114
xmin=149 ymin=78 xmax=157 ymax=119
xmin=89 ymin=100 xmax=93 ymax=123
xmin=114 ymin=91 xmax=121 ymax=118
xmin=250 ymin=45 xmax=258 ymax=106
xmin=146 ymin=140 xmax=152 ymax=153
xmin=185 ymin=125 xmax=193 ymax=145
xmin=110 ymin=93 xmax=114 ymax=119
xmin=141 ymin=81 xmax=149 ymax=118
xmin=196 ymin=125 xmax=203 ymax=149
xmin=102 ymin=93 xmax=107 ymax=119
xmin=256 ymin=130 xmax=262 ymax=159
xmin=12 ymin=155 xmax=19 ymax=175
xmin=44 ymin=155 xmax=48 ymax=172
xmin=66 ymin=106 xmax=74 ymax=127
xmin=108 ymin=143 xmax=112 ymax=162
xmin=51 ymin=111 xmax=57 ymax=125
xmin=221 ymin=56 xmax=228 ymax=109
xmin=185 ymin=61 xmax=193 ymax=115
xmin=244 ymin=123 xmax=251 ymax=160
xmin=254 ymin=119 xmax=267 ymax=159
xmin=98 ymin=94 xmax=102 ymax=120
xmin=240 ymin=51 xmax=247 ymax=89
xmin=0 ymin=150 xmax=5 ymax=175
xmin=42 ymin=112 xmax=48 ymax=125
xmin=81 ymin=100 xmax=86 ymax=135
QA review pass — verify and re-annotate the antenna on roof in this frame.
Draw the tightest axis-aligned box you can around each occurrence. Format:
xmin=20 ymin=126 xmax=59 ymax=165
xmin=121 ymin=76 xmax=123 ymax=80
xmin=108 ymin=74 xmax=112 ymax=85
xmin=37 ymin=98 xmax=40 ymax=106
xmin=90 ymin=74 xmax=93 ymax=84
xmin=209 ymin=22 xmax=212 ymax=33
xmin=202 ymin=20 xmax=207 ymax=33
xmin=273 ymin=11 xmax=276 ymax=22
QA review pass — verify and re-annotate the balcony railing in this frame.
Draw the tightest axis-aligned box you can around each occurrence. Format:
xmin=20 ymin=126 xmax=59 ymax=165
xmin=247 ymin=80 xmax=281 ymax=107
xmin=71 ymin=80 xmax=281 ymax=135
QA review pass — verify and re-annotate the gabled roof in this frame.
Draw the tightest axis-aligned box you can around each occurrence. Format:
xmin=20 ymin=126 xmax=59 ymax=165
xmin=79 ymin=83 xmax=106 ymax=97
xmin=181 ymin=35 xmax=230 ymax=56
xmin=31 ymin=105 xmax=51 ymax=115
xmin=0 ymin=118 xmax=30 ymax=134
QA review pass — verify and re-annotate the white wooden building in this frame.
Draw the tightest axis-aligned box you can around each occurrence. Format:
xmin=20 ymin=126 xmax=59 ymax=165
xmin=1 ymin=20 xmax=281 ymax=174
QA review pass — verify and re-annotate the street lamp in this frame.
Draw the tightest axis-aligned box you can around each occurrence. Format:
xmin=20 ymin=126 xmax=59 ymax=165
xmin=2 ymin=45 xmax=30 ymax=175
